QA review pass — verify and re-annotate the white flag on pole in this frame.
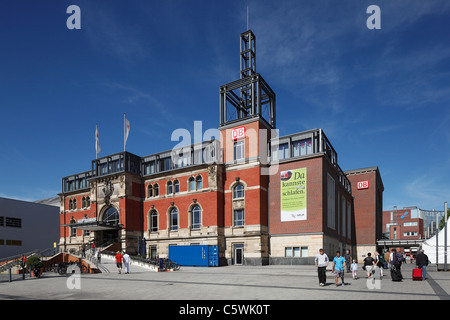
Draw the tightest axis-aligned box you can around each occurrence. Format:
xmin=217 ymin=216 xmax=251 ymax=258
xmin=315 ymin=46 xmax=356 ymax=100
xmin=124 ymin=115 xmax=130 ymax=151
xmin=95 ymin=124 xmax=101 ymax=157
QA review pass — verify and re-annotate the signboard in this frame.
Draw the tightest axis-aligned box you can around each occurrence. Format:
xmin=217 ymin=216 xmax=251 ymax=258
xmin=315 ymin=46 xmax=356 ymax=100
xmin=280 ymin=168 xmax=307 ymax=221
xmin=357 ymin=180 xmax=369 ymax=190
xmin=77 ymin=217 xmax=96 ymax=224
xmin=231 ymin=126 xmax=245 ymax=140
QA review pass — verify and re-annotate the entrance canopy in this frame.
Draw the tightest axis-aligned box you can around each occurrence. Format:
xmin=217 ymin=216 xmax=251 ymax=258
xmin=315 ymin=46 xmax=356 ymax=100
xmin=68 ymin=221 xmax=122 ymax=231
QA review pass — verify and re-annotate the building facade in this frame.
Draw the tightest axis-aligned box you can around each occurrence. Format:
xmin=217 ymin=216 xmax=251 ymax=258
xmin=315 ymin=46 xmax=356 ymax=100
xmin=58 ymin=30 xmax=383 ymax=265
xmin=0 ymin=197 xmax=59 ymax=259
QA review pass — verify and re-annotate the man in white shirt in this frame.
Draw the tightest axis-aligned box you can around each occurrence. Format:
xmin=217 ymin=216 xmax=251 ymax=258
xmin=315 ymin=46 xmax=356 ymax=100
xmin=123 ymin=251 xmax=131 ymax=274
xmin=315 ymin=248 xmax=329 ymax=287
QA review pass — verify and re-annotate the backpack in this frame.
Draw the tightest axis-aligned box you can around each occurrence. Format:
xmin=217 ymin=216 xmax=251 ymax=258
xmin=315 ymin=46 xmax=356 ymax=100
xmin=393 ymin=252 xmax=404 ymax=266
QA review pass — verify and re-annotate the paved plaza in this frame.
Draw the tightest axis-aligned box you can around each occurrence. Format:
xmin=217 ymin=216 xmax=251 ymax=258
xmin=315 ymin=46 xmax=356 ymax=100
xmin=1 ymin=257 xmax=450 ymax=301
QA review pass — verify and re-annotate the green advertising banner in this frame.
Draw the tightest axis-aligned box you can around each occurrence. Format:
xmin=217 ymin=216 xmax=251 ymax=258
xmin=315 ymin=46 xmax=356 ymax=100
xmin=280 ymin=168 xmax=307 ymax=221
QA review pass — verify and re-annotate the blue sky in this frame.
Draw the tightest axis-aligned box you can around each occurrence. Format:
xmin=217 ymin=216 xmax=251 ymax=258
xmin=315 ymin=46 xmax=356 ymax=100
xmin=0 ymin=0 xmax=449 ymax=212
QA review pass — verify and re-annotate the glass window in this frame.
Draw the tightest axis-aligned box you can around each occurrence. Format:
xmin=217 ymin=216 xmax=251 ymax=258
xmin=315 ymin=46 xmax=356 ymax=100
xmin=327 ymin=173 xmax=335 ymax=229
xmin=301 ymin=247 xmax=308 ymax=257
xmin=285 ymin=247 xmax=293 ymax=257
xmin=293 ymin=138 xmax=312 ymax=157
xmin=234 ymin=209 xmax=245 ymax=226
xmin=103 ymin=207 xmax=119 ymax=225
xmin=189 ymin=177 xmax=195 ymax=191
xmin=278 ymin=143 xmax=289 ymax=160
xmin=174 ymin=180 xmax=180 ymax=193
xmin=192 ymin=205 xmax=202 ymax=229
xmin=147 ymin=184 xmax=153 ymax=198
xmin=233 ymin=184 xmax=244 ymax=199
xmin=86 ymin=197 xmax=90 ymax=207
xmin=167 ymin=181 xmax=173 ymax=195
xmin=234 ymin=141 xmax=244 ymax=161
xmin=196 ymin=176 xmax=202 ymax=190
xmin=154 ymin=183 xmax=159 ymax=196
xmin=170 ymin=208 xmax=179 ymax=231
xmin=150 ymin=210 xmax=158 ymax=232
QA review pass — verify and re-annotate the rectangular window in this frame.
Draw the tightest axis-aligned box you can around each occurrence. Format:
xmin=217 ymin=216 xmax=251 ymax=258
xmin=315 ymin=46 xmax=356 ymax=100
xmin=5 ymin=217 xmax=21 ymax=228
xmin=285 ymin=247 xmax=293 ymax=257
xmin=293 ymin=138 xmax=312 ymax=157
xmin=278 ymin=143 xmax=289 ymax=160
xmin=0 ymin=216 xmax=4 ymax=226
xmin=234 ymin=209 xmax=245 ymax=226
xmin=171 ymin=212 xmax=179 ymax=231
xmin=150 ymin=214 xmax=158 ymax=232
xmin=301 ymin=247 xmax=308 ymax=257
xmin=347 ymin=201 xmax=351 ymax=240
xmin=234 ymin=141 xmax=244 ymax=161
xmin=327 ymin=173 xmax=336 ymax=229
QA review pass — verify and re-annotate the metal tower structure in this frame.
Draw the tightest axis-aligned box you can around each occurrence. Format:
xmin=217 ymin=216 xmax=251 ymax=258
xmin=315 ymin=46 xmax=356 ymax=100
xmin=219 ymin=30 xmax=276 ymax=129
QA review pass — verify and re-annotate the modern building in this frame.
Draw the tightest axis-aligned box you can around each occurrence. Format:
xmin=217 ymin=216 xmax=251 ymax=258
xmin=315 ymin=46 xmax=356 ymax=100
xmin=0 ymin=197 xmax=59 ymax=259
xmin=58 ymin=30 xmax=383 ymax=265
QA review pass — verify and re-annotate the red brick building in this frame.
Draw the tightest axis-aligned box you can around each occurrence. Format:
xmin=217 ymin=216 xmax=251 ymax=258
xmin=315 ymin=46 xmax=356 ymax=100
xmin=382 ymin=208 xmax=424 ymax=241
xmin=58 ymin=30 xmax=383 ymax=265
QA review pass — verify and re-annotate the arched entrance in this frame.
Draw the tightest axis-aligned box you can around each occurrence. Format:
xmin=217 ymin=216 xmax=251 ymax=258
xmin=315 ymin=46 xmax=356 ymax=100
xmin=98 ymin=206 xmax=120 ymax=246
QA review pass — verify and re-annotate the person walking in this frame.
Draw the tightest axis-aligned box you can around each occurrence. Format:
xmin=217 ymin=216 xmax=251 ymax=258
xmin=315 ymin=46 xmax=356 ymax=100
xmin=344 ymin=250 xmax=351 ymax=273
xmin=123 ymin=251 xmax=131 ymax=274
xmin=96 ymin=249 xmax=102 ymax=264
xmin=351 ymin=259 xmax=358 ymax=280
xmin=374 ymin=251 xmax=384 ymax=279
xmin=391 ymin=248 xmax=404 ymax=281
xmin=331 ymin=251 xmax=346 ymax=287
xmin=415 ymin=249 xmax=429 ymax=280
xmin=315 ymin=248 xmax=329 ymax=287
xmin=363 ymin=253 xmax=375 ymax=278
xmin=115 ymin=251 xmax=123 ymax=274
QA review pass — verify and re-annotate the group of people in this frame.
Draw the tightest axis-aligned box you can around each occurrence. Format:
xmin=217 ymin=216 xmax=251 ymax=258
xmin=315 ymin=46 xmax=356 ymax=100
xmin=314 ymin=247 xmax=430 ymax=286
xmin=315 ymin=249 xmax=352 ymax=287
xmin=114 ymin=251 xmax=131 ymax=274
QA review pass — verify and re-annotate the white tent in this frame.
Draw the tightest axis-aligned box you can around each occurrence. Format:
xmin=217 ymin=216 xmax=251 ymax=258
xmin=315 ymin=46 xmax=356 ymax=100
xmin=422 ymin=218 xmax=449 ymax=264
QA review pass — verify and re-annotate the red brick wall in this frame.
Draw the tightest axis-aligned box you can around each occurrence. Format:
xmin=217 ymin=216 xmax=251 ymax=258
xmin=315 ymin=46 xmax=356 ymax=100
xmin=347 ymin=169 xmax=383 ymax=246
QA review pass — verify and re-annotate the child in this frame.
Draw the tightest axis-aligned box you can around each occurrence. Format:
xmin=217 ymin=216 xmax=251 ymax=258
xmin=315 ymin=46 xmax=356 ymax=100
xmin=351 ymin=259 xmax=358 ymax=280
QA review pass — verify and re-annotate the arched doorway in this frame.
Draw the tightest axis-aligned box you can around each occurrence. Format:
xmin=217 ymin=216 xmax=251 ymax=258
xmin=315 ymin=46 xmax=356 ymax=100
xmin=99 ymin=206 xmax=120 ymax=245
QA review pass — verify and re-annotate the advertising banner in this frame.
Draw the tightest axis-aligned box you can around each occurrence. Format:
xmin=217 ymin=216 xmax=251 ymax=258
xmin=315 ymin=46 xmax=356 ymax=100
xmin=280 ymin=168 xmax=307 ymax=221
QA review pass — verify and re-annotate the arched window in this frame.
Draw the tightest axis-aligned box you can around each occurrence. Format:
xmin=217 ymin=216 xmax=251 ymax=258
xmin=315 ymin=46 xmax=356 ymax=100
xmin=191 ymin=205 xmax=202 ymax=230
xmin=103 ymin=206 xmax=119 ymax=225
xmin=170 ymin=207 xmax=178 ymax=231
xmin=147 ymin=184 xmax=153 ymax=198
xmin=189 ymin=177 xmax=195 ymax=191
xmin=150 ymin=210 xmax=158 ymax=232
xmin=196 ymin=176 xmax=203 ymax=190
xmin=82 ymin=197 xmax=86 ymax=208
xmin=233 ymin=184 xmax=245 ymax=199
xmin=154 ymin=183 xmax=159 ymax=196
xmin=73 ymin=198 xmax=77 ymax=209
xmin=167 ymin=181 xmax=173 ymax=195
xmin=174 ymin=180 xmax=180 ymax=193
xmin=86 ymin=196 xmax=90 ymax=207
xmin=68 ymin=199 xmax=73 ymax=210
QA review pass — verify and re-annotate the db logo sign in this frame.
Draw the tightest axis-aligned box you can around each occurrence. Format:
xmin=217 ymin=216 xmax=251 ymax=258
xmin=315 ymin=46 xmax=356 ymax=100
xmin=231 ymin=126 xmax=245 ymax=140
xmin=357 ymin=181 xmax=369 ymax=190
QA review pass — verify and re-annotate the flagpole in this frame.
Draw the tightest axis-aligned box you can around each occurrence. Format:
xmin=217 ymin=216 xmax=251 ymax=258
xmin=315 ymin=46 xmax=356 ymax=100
xmin=96 ymin=124 xmax=98 ymax=160
xmin=124 ymin=113 xmax=126 ymax=153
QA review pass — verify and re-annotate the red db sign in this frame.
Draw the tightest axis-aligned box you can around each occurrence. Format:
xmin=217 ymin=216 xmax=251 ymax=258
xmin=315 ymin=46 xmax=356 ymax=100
xmin=357 ymin=181 xmax=369 ymax=190
xmin=231 ymin=126 xmax=245 ymax=140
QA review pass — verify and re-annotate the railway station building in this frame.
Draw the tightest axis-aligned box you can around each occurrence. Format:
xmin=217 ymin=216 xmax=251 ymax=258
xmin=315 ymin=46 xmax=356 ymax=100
xmin=58 ymin=30 xmax=383 ymax=265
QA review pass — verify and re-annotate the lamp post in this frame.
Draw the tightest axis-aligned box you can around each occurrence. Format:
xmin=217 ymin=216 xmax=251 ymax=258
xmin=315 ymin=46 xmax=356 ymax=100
xmin=436 ymin=211 xmax=439 ymax=270
xmin=445 ymin=201 xmax=447 ymax=272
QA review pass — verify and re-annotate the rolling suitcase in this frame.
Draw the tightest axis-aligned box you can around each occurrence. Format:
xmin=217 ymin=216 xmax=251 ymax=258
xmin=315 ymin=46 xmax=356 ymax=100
xmin=412 ymin=268 xmax=423 ymax=281
xmin=391 ymin=267 xmax=403 ymax=281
